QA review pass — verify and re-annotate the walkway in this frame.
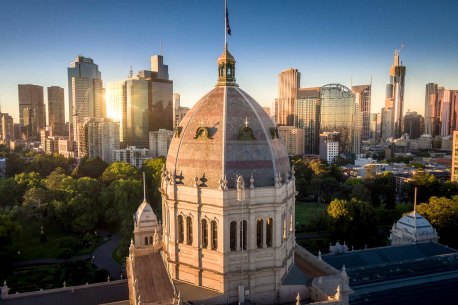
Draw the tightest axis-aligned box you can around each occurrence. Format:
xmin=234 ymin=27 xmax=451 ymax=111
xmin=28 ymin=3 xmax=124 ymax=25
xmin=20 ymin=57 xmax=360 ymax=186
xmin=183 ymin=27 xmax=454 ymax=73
xmin=92 ymin=233 xmax=122 ymax=279
xmin=13 ymin=233 xmax=122 ymax=280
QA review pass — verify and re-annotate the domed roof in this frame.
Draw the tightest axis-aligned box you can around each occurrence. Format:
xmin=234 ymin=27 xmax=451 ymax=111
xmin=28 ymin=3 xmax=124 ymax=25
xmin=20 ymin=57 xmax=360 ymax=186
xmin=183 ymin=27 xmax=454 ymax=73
xmin=395 ymin=211 xmax=435 ymax=236
xmin=166 ymin=85 xmax=290 ymax=189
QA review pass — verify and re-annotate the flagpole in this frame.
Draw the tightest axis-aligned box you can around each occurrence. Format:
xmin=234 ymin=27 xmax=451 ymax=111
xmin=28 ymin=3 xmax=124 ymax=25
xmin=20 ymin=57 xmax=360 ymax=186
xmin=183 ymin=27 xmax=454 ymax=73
xmin=224 ymin=0 xmax=227 ymax=46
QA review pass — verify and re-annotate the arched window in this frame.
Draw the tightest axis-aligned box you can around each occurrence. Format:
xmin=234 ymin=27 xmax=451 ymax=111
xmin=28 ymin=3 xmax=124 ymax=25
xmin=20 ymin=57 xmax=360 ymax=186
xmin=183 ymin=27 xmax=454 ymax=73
xmin=257 ymin=218 xmax=263 ymax=248
xmin=211 ymin=220 xmax=218 ymax=250
xmin=186 ymin=216 xmax=193 ymax=245
xmin=177 ymin=215 xmax=184 ymax=243
xmin=230 ymin=221 xmax=237 ymax=251
xmin=202 ymin=219 xmax=208 ymax=248
xmin=240 ymin=220 xmax=247 ymax=250
xmin=145 ymin=236 xmax=148 ymax=245
xmin=266 ymin=217 xmax=273 ymax=247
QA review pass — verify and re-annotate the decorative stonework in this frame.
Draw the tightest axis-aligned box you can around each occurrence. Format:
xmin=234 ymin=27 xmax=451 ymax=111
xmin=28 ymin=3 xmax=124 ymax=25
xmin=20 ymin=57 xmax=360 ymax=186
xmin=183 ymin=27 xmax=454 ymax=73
xmin=269 ymin=126 xmax=279 ymax=139
xmin=194 ymin=127 xmax=211 ymax=140
xmin=238 ymin=126 xmax=256 ymax=141
xmin=175 ymin=126 xmax=183 ymax=138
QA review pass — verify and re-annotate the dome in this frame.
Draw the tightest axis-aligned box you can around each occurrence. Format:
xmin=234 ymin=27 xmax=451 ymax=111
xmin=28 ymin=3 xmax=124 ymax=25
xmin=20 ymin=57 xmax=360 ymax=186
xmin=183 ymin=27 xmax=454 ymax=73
xmin=395 ymin=211 xmax=435 ymax=236
xmin=390 ymin=211 xmax=438 ymax=245
xmin=166 ymin=47 xmax=290 ymax=189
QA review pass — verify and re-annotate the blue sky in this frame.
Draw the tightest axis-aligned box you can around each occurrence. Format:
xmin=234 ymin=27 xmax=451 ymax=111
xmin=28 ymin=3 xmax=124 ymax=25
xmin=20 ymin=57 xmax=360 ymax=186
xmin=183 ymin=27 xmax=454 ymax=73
xmin=1 ymin=0 xmax=457 ymax=121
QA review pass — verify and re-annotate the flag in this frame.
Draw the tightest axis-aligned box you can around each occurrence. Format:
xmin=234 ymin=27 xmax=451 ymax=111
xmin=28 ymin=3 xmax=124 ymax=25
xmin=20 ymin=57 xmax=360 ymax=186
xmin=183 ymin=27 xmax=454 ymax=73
xmin=226 ymin=1 xmax=231 ymax=36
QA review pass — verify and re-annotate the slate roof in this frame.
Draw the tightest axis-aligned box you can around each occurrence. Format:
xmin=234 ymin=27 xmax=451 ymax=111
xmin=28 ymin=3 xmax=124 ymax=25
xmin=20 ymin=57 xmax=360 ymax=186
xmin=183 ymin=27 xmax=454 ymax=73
xmin=167 ymin=86 xmax=290 ymax=189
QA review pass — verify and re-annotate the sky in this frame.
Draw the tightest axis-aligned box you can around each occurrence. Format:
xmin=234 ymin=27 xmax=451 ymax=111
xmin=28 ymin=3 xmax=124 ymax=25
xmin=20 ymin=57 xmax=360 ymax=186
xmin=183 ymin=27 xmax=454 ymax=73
xmin=1 ymin=0 xmax=458 ymax=122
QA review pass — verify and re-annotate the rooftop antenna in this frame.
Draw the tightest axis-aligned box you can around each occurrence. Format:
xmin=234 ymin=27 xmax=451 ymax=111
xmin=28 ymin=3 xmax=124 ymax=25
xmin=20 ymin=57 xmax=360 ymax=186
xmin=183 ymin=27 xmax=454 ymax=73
xmin=143 ymin=172 xmax=147 ymax=202
xmin=160 ymin=40 xmax=163 ymax=56
xmin=128 ymin=66 xmax=133 ymax=79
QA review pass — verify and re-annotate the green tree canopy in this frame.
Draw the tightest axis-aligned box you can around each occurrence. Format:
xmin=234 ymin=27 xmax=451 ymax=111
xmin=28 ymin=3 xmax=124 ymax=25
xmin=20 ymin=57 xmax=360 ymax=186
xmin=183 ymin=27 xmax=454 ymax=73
xmin=72 ymin=156 xmax=108 ymax=179
xmin=101 ymin=162 xmax=139 ymax=185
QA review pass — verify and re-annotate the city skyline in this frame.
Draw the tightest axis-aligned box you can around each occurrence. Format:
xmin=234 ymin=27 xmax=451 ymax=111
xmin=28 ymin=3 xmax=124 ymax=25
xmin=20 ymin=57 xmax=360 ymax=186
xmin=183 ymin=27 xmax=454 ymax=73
xmin=1 ymin=0 xmax=458 ymax=122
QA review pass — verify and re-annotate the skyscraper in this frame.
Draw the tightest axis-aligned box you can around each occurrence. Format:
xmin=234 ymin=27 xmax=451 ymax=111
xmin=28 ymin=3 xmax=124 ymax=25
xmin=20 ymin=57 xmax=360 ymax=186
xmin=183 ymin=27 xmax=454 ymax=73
xmin=149 ymin=55 xmax=173 ymax=131
xmin=18 ymin=84 xmax=46 ymax=140
xmin=77 ymin=118 xmax=119 ymax=162
xmin=0 ymin=112 xmax=14 ymax=144
xmin=320 ymin=84 xmax=356 ymax=158
xmin=67 ymin=56 xmax=104 ymax=139
xmin=424 ymin=84 xmax=458 ymax=137
xmin=424 ymin=83 xmax=439 ymax=136
xmin=105 ymin=81 xmax=127 ymax=145
xmin=294 ymin=87 xmax=321 ymax=154
xmin=452 ymin=131 xmax=458 ymax=181
xmin=47 ymin=86 xmax=65 ymax=136
xmin=276 ymin=68 xmax=300 ymax=126
xmin=403 ymin=111 xmax=424 ymax=139
xmin=352 ymin=84 xmax=371 ymax=141
xmin=384 ymin=51 xmax=406 ymax=139
xmin=126 ymin=78 xmax=149 ymax=148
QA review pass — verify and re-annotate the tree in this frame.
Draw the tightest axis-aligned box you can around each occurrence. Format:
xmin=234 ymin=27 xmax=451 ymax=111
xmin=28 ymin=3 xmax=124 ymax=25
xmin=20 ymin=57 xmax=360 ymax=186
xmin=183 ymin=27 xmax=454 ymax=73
xmin=5 ymin=153 xmax=26 ymax=177
xmin=15 ymin=172 xmax=43 ymax=191
xmin=26 ymin=153 xmax=75 ymax=177
xmin=101 ymin=162 xmax=139 ymax=185
xmin=22 ymin=187 xmax=51 ymax=225
xmin=0 ymin=178 xmax=22 ymax=207
xmin=45 ymin=167 xmax=69 ymax=191
xmin=327 ymin=198 xmax=378 ymax=247
xmin=141 ymin=157 xmax=165 ymax=206
xmin=72 ymin=156 xmax=108 ymax=179
xmin=417 ymin=196 xmax=458 ymax=248
xmin=0 ymin=212 xmax=21 ymax=244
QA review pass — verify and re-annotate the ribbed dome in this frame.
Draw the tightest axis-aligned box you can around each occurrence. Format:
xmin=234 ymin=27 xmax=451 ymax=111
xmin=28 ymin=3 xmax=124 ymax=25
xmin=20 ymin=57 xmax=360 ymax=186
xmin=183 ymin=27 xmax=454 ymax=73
xmin=395 ymin=211 xmax=436 ymax=236
xmin=166 ymin=86 xmax=290 ymax=189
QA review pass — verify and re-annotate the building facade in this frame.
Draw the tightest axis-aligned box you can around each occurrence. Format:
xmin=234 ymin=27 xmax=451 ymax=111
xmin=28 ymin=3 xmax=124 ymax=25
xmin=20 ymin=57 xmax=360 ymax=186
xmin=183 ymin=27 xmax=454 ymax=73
xmin=278 ymin=126 xmax=305 ymax=156
xmin=320 ymin=132 xmax=340 ymax=164
xmin=295 ymin=87 xmax=321 ymax=154
xmin=452 ymin=131 xmax=458 ymax=181
xmin=276 ymin=68 xmax=300 ymax=126
xmin=105 ymin=81 xmax=127 ymax=145
xmin=77 ymin=118 xmax=119 ymax=162
xmin=112 ymin=146 xmax=150 ymax=168
xmin=320 ymin=84 xmax=356 ymax=158
xmin=149 ymin=129 xmax=174 ymax=158
xmin=352 ymin=84 xmax=371 ymax=142
xmin=47 ymin=86 xmax=65 ymax=136
xmin=161 ymin=46 xmax=295 ymax=303
xmin=403 ymin=111 xmax=424 ymax=139
xmin=18 ymin=84 xmax=46 ymax=140
xmin=384 ymin=51 xmax=406 ymax=139
xmin=67 ymin=56 xmax=104 ymax=141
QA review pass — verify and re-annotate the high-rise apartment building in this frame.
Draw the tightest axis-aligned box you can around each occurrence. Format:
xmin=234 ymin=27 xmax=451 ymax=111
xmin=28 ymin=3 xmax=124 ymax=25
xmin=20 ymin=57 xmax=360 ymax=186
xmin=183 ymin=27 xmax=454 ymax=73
xmin=77 ymin=118 xmax=119 ymax=162
xmin=320 ymin=84 xmax=356 ymax=158
xmin=452 ymin=131 xmax=458 ymax=181
xmin=126 ymin=78 xmax=149 ymax=148
xmin=278 ymin=126 xmax=305 ymax=156
xmin=47 ymin=86 xmax=65 ymax=136
xmin=112 ymin=146 xmax=150 ymax=168
xmin=425 ymin=83 xmax=439 ymax=136
xmin=149 ymin=129 xmax=174 ymax=158
xmin=68 ymin=56 xmax=104 ymax=140
xmin=384 ymin=51 xmax=406 ymax=139
xmin=294 ymin=87 xmax=321 ymax=154
xmin=352 ymin=84 xmax=371 ymax=141
xmin=18 ymin=84 xmax=46 ymax=140
xmin=403 ymin=111 xmax=424 ymax=139
xmin=369 ymin=113 xmax=380 ymax=143
xmin=276 ymin=68 xmax=300 ymax=126
xmin=0 ymin=113 xmax=14 ymax=144
xmin=320 ymin=132 xmax=340 ymax=164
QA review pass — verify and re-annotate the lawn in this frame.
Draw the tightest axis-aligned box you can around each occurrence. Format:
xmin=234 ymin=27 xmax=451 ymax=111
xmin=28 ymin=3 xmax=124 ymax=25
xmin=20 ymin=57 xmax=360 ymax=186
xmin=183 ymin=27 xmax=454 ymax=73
xmin=9 ymin=217 xmax=103 ymax=261
xmin=295 ymin=201 xmax=327 ymax=230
